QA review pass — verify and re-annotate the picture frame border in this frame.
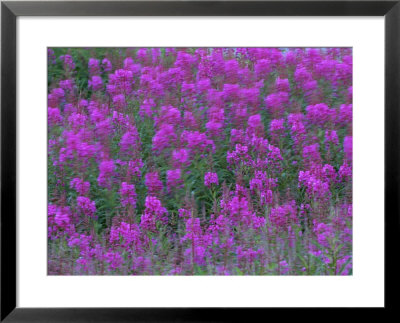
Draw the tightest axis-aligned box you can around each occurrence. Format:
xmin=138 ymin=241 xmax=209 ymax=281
xmin=1 ymin=1 xmax=399 ymax=321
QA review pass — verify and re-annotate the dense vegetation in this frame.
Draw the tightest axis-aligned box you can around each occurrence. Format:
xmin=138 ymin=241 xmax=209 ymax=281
xmin=48 ymin=47 xmax=352 ymax=275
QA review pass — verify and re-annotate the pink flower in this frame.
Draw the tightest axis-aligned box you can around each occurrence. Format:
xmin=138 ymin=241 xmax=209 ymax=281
xmin=77 ymin=196 xmax=96 ymax=218
xmin=70 ymin=178 xmax=90 ymax=195
xmin=166 ymin=169 xmax=182 ymax=192
xmin=140 ymin=196 xmax=168 ymax=232
xmin=344 ymin=136 xmax=352 ymax=162
xmin=145 ymin=172 xmax=163 ymax=195
xmin=98 ymin=160 xmax=115 ymax=188
xmin=172 ymin=148 xmax=190 ymax=168
xmin=119 ymin=182 xmax=137 ymax=208
xmin=204 ymin=172 xmax=219 ymax=188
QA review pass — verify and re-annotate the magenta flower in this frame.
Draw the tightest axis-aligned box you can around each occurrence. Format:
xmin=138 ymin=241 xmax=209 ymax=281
xmin=145 ymin=172 xmax=163 ymax=195
xmin=89 ymin=75 xmax=103 ymax=91
xmin=166 ymin=169 xmax=182 ymax=192
xmin=119 ymin=128 xmax=140 ymax=155
xmin=254 ymin=59 xmax=271 ymax=79
xmin=247 ymin=114 xmax=264 ymax=137
xmin=98 ymin=160 xmax=115 ymax=188
xmin=265 ymin=92 xmax=289 ymax=117
xmin=204 ymin=172 xmax=219 ymax=188
xmin=77 ymin=196 xmax=96 ymax=218
xmin=47 ymin=47 xmax=353 ymax=275
xmin=48 ymin=107 xmax=62 ymax=126
xmin=59 ymin=54 xmax=75 ymax=70
xmin=70 ymin=178 xmax=90 ymax=195
xmin=119 ymin=182 xmax=137 ymax=208
xmin=344 ymin=136 xmax=352 ymax=161
xmin=101 ymin=58 xmax=112 ymax=72
xmin=140 ymin=196 xmax=168 ymax=232
xmin=152 ymin=124 xmax=177 ymax=153
xmin=112 ymin=94 xmax=126 ymax=110
xmin=172 ymin=148 xmax=189 ymax=168
xmin=59 ymin=79 xmax=75 ymax=91
xmin=88 ymin=58 xmax=100 ymax=75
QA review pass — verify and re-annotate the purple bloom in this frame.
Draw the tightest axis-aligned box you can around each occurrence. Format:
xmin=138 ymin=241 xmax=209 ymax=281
xmin=98 ymin=160 xmax=115 ymax=188
xmin=70 ymin=178 xmax=90 ymax=195
xmin=59 ymin=79 xmax=75 ymax=91
xmin=119 ymin=182 xmax=137 ymax=208
xmin=247 ymin=114 xmax=264 ymax=137
xmin=166 ymin=169 xmax=182 ymax=192
xmin=344 ymin=136 xmax=352 ymax=161
xmin=48 ymin=107 xmax=62 ymax=126
xmin=77 ymin=196 xmax=96 ymax=218
xmin=306 ymin=103 xmax=336 ymax=126
xmin=140 ymin=196 xmax=168 ymax=232
xmin=119 ymin=128 xmax=140 ymax=155
xmin=204 ymin=172 xmax=219 ymax=188
xmin=302 ymin=143 xmax=321 ymax=165
xmin=152 ymin=124 xmax=177 ymax=153
xmin=325 ymin=130 xmax=339 ymax=146
xmin=145 ymin=172 xmax=163 ymax=195
xmin=172 ymin=148 xmax=189 ymax=168
xmin=89 ymin=75 xmax=103 ymax=91
xmin=265 ymin=92 xmax=289 ymax=117
xmin=102 ymin=58 xmax=112 ymax=72
xmin=60 ymin=54 xmax=75 ymax=70
xmin=88 ymin=58 xmax=100 ymax=75
xmin=112 ymin=94 xmax=126 ymax=110
xmin=254 ymin=59 xmax=271 ymax=79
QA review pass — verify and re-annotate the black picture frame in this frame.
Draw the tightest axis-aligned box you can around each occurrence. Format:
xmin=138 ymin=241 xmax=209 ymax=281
xmin=1 ymin=0 xmax=399 ymax=321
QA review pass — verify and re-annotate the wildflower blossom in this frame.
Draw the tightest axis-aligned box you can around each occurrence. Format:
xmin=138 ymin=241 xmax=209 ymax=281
xmin=48 ymin=47 xmax=352 ymax=275
xmin=119 ymin=182 xmax=137 ymax=207
xmin=204 ymin=172 xmax=219 ymax=188
xmin=167 ymin=169 xmax=182 ymax=191
xmin=145 ymin=172 xmax=163 ymax=195
xmin=77 ymin=196 xmax=96 ymax=218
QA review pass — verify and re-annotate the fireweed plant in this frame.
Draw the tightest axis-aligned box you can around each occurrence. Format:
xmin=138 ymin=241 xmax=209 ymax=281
xmin=48 ymin=48 xmax=352 ymax=275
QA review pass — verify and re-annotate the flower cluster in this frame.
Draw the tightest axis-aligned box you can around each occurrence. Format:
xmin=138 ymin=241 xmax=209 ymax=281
xmin=204 ymin=172 xmax=219 ymax=188
xmin=48 ymin=47 xmax=352 ymax=275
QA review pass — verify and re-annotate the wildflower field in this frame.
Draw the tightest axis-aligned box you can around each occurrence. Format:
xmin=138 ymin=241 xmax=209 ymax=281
xmin=48 ymin=48 xmax=352 ymax=275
